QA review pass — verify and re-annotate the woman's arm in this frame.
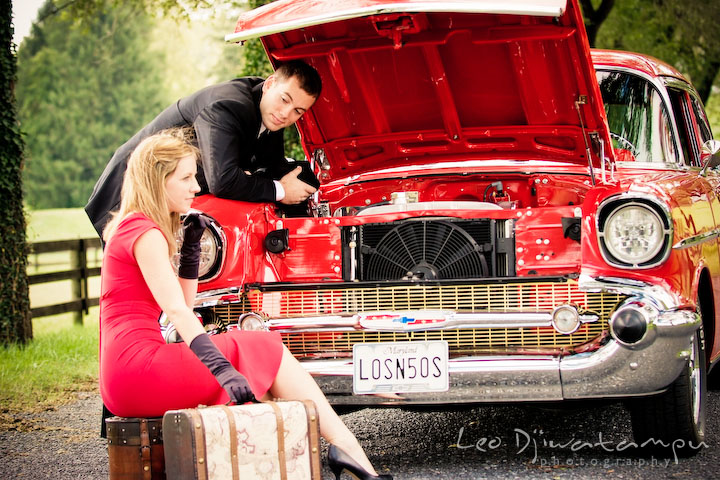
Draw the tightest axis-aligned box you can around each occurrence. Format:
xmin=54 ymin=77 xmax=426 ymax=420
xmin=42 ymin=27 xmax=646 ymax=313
xmin=134 ymin=228 xmax=204 ymax=346
xmin=134 ymin=226 xmax=256 ymax=403
xmin=178 ymin=277 xmax=198 ymax=309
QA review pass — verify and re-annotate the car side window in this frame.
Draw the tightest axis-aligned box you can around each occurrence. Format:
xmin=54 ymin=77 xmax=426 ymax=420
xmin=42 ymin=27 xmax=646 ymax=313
xmin=690 ymin=95 xmax=714 ymax=144
xmin=666 ymin=87 xmax=697 ymax=166
xmin=596 ymin=71 xmax=678 ymax=164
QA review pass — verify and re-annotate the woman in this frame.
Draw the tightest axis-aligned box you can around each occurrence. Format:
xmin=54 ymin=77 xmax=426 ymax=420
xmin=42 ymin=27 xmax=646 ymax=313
xmin=99 ymin=129 xmax=391 ymax=480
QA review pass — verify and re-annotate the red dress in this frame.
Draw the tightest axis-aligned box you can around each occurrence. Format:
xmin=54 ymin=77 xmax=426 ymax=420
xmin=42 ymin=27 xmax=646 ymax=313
xmin=99 ymin=213 xmax=283 ymax=417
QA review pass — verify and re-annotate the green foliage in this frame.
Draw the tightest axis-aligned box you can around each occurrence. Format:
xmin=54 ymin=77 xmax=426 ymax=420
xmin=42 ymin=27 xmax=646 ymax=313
xmin=594 ymin=0 xmax=720 ymax=104
xmin=239 ymin=0 xmax=274 ymax=78
xmin=150 ymin=13 xmax=246 ymax=100
xmin=579 ymin=0 xmax=615 ymax=46
xmin=1 ymin=0 xmax=32 ymax=345
xmin=16 ymin=1 xmax=167 ymax=209
xmin=240 ymin=39 xmax=273 ymax=78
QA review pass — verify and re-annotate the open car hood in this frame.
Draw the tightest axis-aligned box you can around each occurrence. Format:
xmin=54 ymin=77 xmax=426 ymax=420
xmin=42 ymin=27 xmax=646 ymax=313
xmin=228 ymin=0 xmax=612 ymax=181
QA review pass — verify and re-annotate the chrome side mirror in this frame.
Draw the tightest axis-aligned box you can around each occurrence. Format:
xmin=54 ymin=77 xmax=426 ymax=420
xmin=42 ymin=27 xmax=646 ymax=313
xmin=700 ymin=139 xmax=720 ymax=176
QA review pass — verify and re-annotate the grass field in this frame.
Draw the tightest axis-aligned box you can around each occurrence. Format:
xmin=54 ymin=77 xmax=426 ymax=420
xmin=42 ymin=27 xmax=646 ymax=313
xmin=1 ymin=208 xmax=101 ymax=416
xmin=25 ymin=208 xmax=98 ymax=242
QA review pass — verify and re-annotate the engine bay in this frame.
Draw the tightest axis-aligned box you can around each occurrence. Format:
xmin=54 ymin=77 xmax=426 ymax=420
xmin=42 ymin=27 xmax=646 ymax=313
xmin=313 ymin=171 xmax=592 ymax=217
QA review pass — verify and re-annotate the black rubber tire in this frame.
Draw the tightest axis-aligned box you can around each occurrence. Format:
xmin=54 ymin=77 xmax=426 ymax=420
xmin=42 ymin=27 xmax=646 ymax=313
xmin=628 ymin=324 xmax=706 ymax=456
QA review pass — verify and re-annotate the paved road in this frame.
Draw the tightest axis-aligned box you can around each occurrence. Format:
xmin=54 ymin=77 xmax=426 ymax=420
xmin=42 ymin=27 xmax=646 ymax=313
xmin=1 ymin=390 xmax=717 ymax=478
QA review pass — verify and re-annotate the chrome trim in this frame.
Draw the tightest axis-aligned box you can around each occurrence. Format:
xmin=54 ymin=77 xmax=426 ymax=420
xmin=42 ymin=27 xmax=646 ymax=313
xmin=578 ymin=274 xmax=680 ymax=310
xmin=595 ymin=193 xmax=673 ymax=269
xmin=551 ymin=305 xmax=581 ymax=334
xmin=609 ymin=301 xmax=658 ymax=348
xmin=199 ymin=216 xmax=227 ymax=282
xmin=181 ymin=210 xmax=227 ymax=283
xmin=357 ymin=201 xmax=502 ymax=216
xmin=673 ymin=229 xmax=720 ymax=250
xmin=225 ymin=1 xmax=567 ymax=43
xmin=304 ymin=309 xmax=700 ymax=404
xmin=594 ymin=66 xmax=687 ymax=168
xmin=263 ymin=309 xmax=599 ymax=333
xmin=194 ymin=286 xmax=242 ymax=308
xmin=613 ymin=162 xmax=684 ymax=170
xmin=308 ymin=357 xmax=565 ymax=403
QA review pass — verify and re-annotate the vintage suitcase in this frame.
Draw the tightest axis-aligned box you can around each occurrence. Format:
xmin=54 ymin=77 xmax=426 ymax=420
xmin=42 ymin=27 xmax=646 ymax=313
xmin=162 ymin=400 xmax=321 ymax=480
xmin=106 ymin=416 xmax=165 ymax=480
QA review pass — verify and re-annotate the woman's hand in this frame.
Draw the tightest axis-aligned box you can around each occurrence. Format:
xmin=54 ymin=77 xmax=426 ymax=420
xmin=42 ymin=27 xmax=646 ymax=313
xmin=178 ymin=214 xmax=210 ymax=279
xmin=182 ymin=213 xmax=210 ymax=246
xmin=189 ymin=334 xmax=257 ymax=404
xmin=217 ymin=371 xmax=257 ymax=404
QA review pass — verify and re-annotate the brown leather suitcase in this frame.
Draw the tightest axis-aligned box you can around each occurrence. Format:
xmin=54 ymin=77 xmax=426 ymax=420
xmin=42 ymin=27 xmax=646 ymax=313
xmin=106 ymin=416 xmax=165 ymax=479
xmin=162 ymin=400 xmax=321 ymax=480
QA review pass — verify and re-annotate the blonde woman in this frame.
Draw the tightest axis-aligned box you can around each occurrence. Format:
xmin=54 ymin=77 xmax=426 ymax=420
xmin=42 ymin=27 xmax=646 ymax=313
xmin=99 ymin=129 xmax=391 ymax=480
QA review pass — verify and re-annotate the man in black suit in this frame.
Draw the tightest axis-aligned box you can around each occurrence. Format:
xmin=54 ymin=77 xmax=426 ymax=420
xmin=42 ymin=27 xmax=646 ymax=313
xmin=85 ymin=60 xmax=321 ymax=236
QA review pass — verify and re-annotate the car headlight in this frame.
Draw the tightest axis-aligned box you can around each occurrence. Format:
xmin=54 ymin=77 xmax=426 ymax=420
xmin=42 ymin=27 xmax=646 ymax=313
xmin=597 ymin=199 xmax=671 ymax=268
xmin=172 ymin=213 xmax=225 ymax=281
xmin=197 ymin=229 xmax=220 ymax=278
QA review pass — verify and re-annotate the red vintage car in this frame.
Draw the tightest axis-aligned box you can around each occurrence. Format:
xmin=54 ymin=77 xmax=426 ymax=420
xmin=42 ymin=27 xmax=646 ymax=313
xmin=181 ymin=0 xmax=720 ymax=451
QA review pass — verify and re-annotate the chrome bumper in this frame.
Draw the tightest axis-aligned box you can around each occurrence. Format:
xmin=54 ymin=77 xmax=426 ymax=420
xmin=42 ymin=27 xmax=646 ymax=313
xmin=303 ymin=307 xmax=700 ymax=406
xmin=199 ymin=276 xmax=700 ymax=405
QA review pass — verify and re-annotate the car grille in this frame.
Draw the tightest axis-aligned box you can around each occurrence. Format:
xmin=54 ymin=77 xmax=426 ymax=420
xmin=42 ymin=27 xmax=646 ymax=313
xmin=350 ymin=218 xmax=515 ymax=280
xmin=207 ymin=279 xmax=624 ymax=358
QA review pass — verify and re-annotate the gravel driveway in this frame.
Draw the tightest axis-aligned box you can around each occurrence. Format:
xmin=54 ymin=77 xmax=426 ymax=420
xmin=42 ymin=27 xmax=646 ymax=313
xmin=0 ymin=392 xmax=108 ymax=479
xmin=1 ymin=389 xmax=717 ymax=479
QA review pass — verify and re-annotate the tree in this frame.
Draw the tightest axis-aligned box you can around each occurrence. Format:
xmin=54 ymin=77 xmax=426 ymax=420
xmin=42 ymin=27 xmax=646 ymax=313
xmin=595 ymin=0 xmax=720 ymax=104
xmin=18 ymin=0 xmax=305 ymax=209
xmin=17 ymin=1 xmax=168 ymax=208
xmin=1 ymin=0 xmax=32 ymax=344
xmin=579 ymin=0 xmax=615 ymax=47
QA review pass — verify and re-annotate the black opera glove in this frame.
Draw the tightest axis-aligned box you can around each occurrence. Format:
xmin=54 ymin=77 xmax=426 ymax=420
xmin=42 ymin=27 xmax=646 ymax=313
xmin=178 ymin=214 xmax=210 ymax=279
xmin=189 ymin=334 xmax=256 ymax=404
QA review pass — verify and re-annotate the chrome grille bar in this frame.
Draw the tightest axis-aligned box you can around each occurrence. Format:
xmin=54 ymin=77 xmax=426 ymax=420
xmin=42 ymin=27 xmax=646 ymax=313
xmin=206 ymin=279 xmax=624 ymax=357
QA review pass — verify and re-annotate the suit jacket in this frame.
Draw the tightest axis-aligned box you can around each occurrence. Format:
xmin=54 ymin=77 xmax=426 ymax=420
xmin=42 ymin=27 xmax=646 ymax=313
xmin=85 ymin=78 xmax=288 ymax=236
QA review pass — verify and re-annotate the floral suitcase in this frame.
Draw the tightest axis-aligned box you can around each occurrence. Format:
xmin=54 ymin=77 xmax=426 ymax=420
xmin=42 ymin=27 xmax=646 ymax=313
xmin=162 ymin=400 xmax=321 ymax=480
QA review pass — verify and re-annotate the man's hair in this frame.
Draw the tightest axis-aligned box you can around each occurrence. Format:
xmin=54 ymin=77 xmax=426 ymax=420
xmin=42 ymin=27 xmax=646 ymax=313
xmin=275 ymin=60 xmax=322 ymax=98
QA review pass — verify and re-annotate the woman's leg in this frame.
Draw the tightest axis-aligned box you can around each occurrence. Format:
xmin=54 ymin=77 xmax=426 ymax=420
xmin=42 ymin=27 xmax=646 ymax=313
xmin=267 ymin=346 xmax=379 ymax=476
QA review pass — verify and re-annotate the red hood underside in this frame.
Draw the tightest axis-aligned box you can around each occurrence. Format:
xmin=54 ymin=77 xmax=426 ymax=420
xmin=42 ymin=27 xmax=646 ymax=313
xmin=229 ymin=0 xmax=611 ymax=181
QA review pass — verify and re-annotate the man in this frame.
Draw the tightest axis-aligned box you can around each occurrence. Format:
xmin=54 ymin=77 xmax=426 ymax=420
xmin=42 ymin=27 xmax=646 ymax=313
xmin=85 ymin=60 xmax=321 ymax=236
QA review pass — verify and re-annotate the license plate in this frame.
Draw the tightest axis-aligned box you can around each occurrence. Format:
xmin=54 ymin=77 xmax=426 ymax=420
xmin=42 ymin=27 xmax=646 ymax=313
xmin=353 ymin=341 xmax=449 ymax=394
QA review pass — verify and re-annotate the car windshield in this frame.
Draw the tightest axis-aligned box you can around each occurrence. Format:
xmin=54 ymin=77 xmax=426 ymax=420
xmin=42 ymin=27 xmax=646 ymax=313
xmin=596 ymin=71 xmax=677 ymax=164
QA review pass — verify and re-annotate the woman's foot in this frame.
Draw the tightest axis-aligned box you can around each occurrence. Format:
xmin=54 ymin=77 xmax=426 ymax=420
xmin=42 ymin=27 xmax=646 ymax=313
xmin=327 ymin=444 xmax=393 ymax=480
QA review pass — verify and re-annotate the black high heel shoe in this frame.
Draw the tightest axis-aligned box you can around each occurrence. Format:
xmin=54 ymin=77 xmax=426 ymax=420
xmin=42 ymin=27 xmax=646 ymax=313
xmin=327 ymin=445 xmax=393 ymax=480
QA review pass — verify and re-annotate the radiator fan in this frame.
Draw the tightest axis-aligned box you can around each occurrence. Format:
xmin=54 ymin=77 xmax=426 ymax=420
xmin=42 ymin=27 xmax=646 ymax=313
xmin=364 ymin=220 xmax=489 ymax=280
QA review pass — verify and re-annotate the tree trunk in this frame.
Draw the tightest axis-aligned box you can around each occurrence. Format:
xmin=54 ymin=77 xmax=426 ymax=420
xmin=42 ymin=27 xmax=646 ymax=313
xmin=580 ymin=0 xmax=615 ymax=47
xmin=695 ymin=61 xmax=720 ymax=105
xmin=0 ymin=0 xmax=32 ymax=345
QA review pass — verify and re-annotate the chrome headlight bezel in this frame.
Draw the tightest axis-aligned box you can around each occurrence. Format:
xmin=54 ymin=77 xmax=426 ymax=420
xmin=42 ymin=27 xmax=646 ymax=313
xmin=173 ymin=213 xmax=226 ymax=282
xmin=596 ymin=196 xmax=672 ymax=269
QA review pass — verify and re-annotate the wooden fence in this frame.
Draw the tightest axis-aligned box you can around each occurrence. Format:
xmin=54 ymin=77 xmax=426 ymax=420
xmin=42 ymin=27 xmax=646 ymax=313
xmin=29 ymin=238 xmax=102 ymax=324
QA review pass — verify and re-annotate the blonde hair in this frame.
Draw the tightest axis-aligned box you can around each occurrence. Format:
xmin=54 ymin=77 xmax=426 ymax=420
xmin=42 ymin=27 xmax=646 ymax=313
xmin=103 ymin=128 xmax=199 ymax=256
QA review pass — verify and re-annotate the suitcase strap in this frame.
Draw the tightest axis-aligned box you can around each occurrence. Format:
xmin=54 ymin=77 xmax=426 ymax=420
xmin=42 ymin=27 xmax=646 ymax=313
xmin=220 ymin=406 xmax=240 ymax=480
xmin=268 ymin=402 xmax=288 ymax=480
xmin=301 ymin=400 xmax=322 ymax=480
xmin=188 ymin=409 xmax=208 ymax=480
xmin=139 ymin=419 xmax=152 ymax=480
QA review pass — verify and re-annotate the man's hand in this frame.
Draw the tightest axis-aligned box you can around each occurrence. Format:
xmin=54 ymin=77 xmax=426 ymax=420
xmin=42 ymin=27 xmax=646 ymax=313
xmin=279 ymin=166 xmax=317 ymax=204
